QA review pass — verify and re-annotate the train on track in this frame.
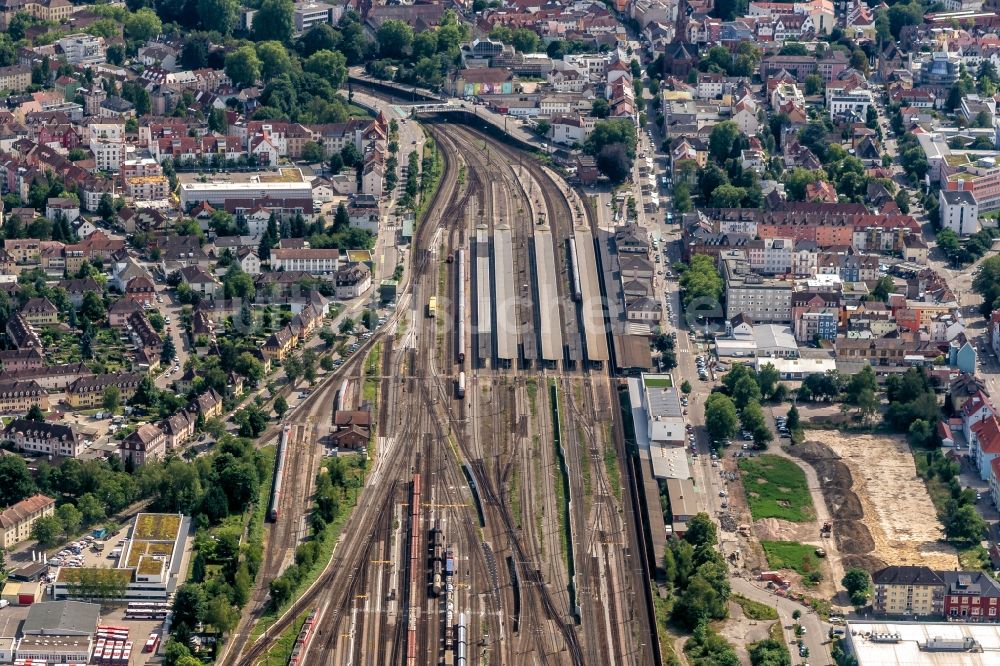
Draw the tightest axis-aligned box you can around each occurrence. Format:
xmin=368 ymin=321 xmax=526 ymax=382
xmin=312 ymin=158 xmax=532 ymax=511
xmin=455 ymin=248 xmax=466 ymax=364
xmin=456 ymin=371 xmax=466 ymax=399
xmin=286 ymin=609 xmax=318 ymax=665
xmin=456 ymin=612 xmax=468 ymax=666
xmin=333 ymin=379 xmax=347 ymax=413
xmin=406 ymin=474 xmax=423 ymax=666
xmin=429 ymin=523 xmax=444 ymax=597
xmin=567 ymin=237 xmax=583 ymax=302
xmin=268 ymin=425 xmax=291 ymax=521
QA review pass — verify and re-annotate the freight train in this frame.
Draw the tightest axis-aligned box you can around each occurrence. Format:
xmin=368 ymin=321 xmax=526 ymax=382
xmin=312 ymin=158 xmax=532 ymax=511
xmin=406 ymin=474 xmax=422 ymax=666
xmin=429 ymin=523 xmax=444 ymax=597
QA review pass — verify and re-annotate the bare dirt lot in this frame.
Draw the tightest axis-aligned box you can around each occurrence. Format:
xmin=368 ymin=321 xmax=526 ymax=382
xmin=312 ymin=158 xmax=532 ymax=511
xmin=793 ymin=432 xmax=958 ymax=571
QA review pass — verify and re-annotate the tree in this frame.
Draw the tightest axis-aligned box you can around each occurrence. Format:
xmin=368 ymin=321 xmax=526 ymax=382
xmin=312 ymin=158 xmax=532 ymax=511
xmin=304 ymin=49 xmax=347 ymax=89
xmin=842 ymin=568 xmax=872 ymax=607
xmin=328 ymin=152 xmax=344 ymax=174
xmin=710 ymin=184 xmax=745 ymax=208
xmin=679 ymin=254 xmax=724 ymax=307
xmin=274 ymin=396 xmax=288 ymax=419
xmin=804 ymin=74 xmax=822 ymax=96
xmin=870 ymin=275 xmax=895 ymax=302
xmin=256 ymin=41 xmax=293 ymax=81
xmin=783 ymin=168 xmax=827 ymax=202
xmin=709 ymin=121 xmax=740 ymax=162
xmin=596 ymin=143 xmax=630 ymax=184
xmin=945 ymin=503 xmax=988 ymax=542
xmin=585 ymin=119 xmax=637 ymax=158
xmin=339 ymin=317 xmax=355 ymax=335
xmin=757 ymin=364 xmax=780 ymax=400
xmin=103 ymin=386 xmax=121 ymax=412
xmin=300 ymin=141 xmax=326 ymax=164
xmin=786 ymin=405 xmax=800 ymax=431
xmin=894 ymin=189 xmax=910 ymax=214
xmin=57 ymin=503 xmax=83 ymax=536
xmin=26 ymin=404 xmax=45 ymax=422
xmin=181 ymin=34 xmax=211 ymax=70
xmin=887 ymin=0 xmax=924 ymax=39
xmin=197 ymin=0 xmax=238 ymax=34
xmin=31 ymin=515 xmax=62 ymax=547
xmin=705 ymin=393 xmax=739 ymax=443
xmin=334 ymin=202 xmax=350 ymax=231
xmin=510 ymin=27 xmax=540 ymax=53
xmin=0 ymin=457 xmax=34 ymax=507
xmin=172 ymin=583 xmax=206 ymax=631
xmin=732 ymin=375 xmax=762 ymax=410
xmin=592 ymin=98 xmax=610 ymax=118
xmin=77 ymin=493 xmax=105 ymax=525
xmin=123 ymin=8 xmax=162 ymax=42
xmin=301 ymin=23 xmax=340 ymax=56
xmin=253 ymin=0 xmax=294 ymax=43
xmin=681 ymin=380 xmax=692 ymax=394
xmin=741 ymin=401 xmax=772 ymax=448
xmin=857 ymin=388 xmax=879 ymax=423
xmin=205 ymin=594 xmax=238 ymax=634
xmin=161 ymin=336 xmax=176 ymax=365
xmin=684 ymin=513 xmax=718 ymax=549
xmin=377 ymin=19 xmax=413 ymax=59
xmin=225 ymin=46 xmax=261 ymax=89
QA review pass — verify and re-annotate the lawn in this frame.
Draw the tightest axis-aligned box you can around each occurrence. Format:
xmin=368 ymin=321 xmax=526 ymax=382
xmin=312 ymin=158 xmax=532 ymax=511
xmin=738 ymin=455 xmax=815 ymax=522
xmin=644 ymin=376 xmax=673 ymax=388
xmin=959 ymin=544 xmax=991 ymax=572
xmin=732 ymin=594 xmax=778 ymax=620
xmin=761 ymin=540 xmax=822 ymax=577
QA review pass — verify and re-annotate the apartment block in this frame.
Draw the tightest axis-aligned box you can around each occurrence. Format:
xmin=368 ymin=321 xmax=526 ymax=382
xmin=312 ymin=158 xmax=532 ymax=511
xmin=721 ymin=252 xmax=793 ymax=323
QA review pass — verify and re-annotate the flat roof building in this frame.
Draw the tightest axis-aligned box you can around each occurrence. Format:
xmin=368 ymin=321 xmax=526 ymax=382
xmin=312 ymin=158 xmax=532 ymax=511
xmin=845 ymin=621 xmax=1000 ymax=665
xmin=53 ymin=513 xmax=189 ymax=601
xmin=721 ymin=251 xmax=793 ymax=323
xmin=180 ymin=179 xmax=312 ymax=208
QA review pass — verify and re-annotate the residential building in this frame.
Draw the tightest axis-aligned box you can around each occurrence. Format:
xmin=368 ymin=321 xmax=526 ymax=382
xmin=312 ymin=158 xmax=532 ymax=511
xmin=721 ymin=253 xmax=793 ymax=323
xmin=971 ymin=414 xmax=1000 ymax=481
xmin=177 ymin=265 xmax=221 ymax=298
xmin=0 ymin=363 xmax=91 ymax=391
xmin=119 ymin=423 xmax=166 ymax=467
xmin=0 ymin=380 xmax=48 ymax=413
xmin=270 ymin=247 xmax=340 ymax=275
xmin=828 ymin=89 xmax=873 ymax=121
xmin=334 ymin=263 xmax=372 ymax=299
xmin=159 ymin=411 xmax=194 ymax=449
xmin=943 ymin=571 xmax=1000 ymax=620
xmin=872 ymin=565 xmax=945 ymax=617
xmin=0 ymin=348 xmax=44 ymax=372
xmin=939 ymin=189 xmax=980 ymax=236
xmin=20 ymin=297 xmax=58 ymax=327
xmin=0 ymin=65 xmax=31 ymax=93
xmin=66 ymin=373 xmax=143 ymax=408
xmin=6 ymin=313 xmax=41 ymax=350
xmin=56 ymin=34 xmax=106 ymax=66
xmin=3 ymin=419 xmax=83 ymax=458
xmin=0 ymin=495 xmax=55 ymax=548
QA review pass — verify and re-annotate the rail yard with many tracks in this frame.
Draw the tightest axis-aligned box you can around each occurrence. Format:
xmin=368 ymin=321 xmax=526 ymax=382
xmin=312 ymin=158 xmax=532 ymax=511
xmin=221 ymin=108 xmax=655 ymax=666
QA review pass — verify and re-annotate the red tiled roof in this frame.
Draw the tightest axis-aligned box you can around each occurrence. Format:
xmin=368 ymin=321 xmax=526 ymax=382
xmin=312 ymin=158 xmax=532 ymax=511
xmin=973 ymin=415 xmax=1000 ymax=455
